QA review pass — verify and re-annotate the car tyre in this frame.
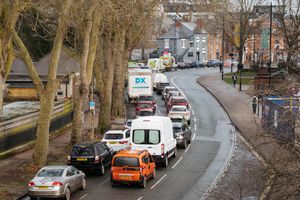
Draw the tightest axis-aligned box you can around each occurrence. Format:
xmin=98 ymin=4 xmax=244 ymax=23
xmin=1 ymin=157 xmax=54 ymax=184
xmin=111 ymin=181 xmax=117 ymax=188
xmin=151 ymin=168 xmax=156 ymax=179
xmin=163 ymin=156 xmax=168 ymax=167
xmin=141 ymin=176 xmax=147 ymax=188
xmin=99 ymin=163 xmax=105 ymax=176
xmin=81 ymin=178 xmax=86 ymax=190
xmin=64 ymin=187 xmax=71 ymax=200
xmin=183 ymin=139 xmax=187 ymax=149
xmin=29 ymin=197 xmax=37 ymax=200
xmin=173 ymin=148 xmax=177 ymax=157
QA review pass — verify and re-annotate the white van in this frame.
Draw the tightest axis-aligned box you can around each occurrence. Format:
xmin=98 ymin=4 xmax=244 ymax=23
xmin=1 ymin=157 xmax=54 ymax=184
xmin=130 ymin=116 xmax=177 ymax=167
xmin=153 ymin=73 xmax=168 ymax=91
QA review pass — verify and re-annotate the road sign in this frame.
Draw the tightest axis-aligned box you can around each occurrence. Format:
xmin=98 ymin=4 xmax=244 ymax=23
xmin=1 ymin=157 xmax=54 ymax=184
xmin=89 ymin=101 xmax=95 ymax=111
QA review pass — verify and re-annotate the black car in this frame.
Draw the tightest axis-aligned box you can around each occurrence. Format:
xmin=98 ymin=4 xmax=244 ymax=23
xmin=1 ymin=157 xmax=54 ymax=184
xmin=189 ymin=60 xmax=204 ymax=68
xmin=68 ymin=142 xmax=113 ymax=175
xmin=156 ymin=82 xmax=171 ymax=95
xmin=172 ymin=122 xmax=191 ymax=149
xmin=206 ymin=60 xmax=221 ymax=68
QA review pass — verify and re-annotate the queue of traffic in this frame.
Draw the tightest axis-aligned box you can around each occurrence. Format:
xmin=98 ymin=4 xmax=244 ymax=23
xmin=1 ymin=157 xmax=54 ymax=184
xmin=27 ymin=60 xmax=192 ymax=200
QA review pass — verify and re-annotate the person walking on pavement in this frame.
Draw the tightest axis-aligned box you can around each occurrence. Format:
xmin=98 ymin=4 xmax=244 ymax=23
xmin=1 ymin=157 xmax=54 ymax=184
xmin=232 ymin=73 xmax=237 ymax=87
xmin=219 ymin=62 xmax=223 ymax=73
xmin=252 ymin=96 xmax=258 ymax=114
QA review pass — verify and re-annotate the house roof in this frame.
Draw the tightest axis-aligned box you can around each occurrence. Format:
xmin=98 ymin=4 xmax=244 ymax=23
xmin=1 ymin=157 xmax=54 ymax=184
xmin=157 ymin=22 xmax=195 ymax=39
xmin=9 ymin=47 xmax=80 ymax=77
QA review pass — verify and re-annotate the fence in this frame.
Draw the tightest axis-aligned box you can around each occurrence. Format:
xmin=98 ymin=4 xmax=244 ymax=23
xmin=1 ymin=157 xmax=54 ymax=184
xmin=262 ymin=96 xmax=298 ymax=143
xmin=0 ymin=101 xmax=73 ymax=153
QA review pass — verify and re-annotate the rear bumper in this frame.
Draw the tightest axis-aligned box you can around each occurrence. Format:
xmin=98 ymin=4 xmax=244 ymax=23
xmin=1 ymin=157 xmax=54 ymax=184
xmin=68 ymin=163 xmax=99 ymax=170
xmin=152 ymin=154 xmax=166 ymax=163
xmin=29 ymin=188 xmax=65 ymax=198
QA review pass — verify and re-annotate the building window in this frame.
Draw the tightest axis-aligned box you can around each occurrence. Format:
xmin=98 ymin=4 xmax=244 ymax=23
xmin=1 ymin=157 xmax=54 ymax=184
xmin=164 ymin=39 xmax=169 ymax=49
xmin=190 ymin=41 xmax=194 ymax=48
xmin=188 ymin=52 xmax=193 ymax=57
xmin=181 ymin=39 xmax=186 ymax=48
xmin=202 ymin=36 xmax=206 ymax=43
xmin=196 ymin=41 xmax=200 ymax=50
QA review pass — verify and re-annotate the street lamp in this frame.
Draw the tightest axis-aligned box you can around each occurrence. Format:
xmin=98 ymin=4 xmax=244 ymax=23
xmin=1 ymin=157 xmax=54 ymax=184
xmin=239 ymin=6 xmax=244 ymax=91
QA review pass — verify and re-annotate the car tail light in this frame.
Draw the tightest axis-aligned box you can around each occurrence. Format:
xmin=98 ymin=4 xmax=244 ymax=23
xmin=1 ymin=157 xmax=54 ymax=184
xmin=52 ymin=182 xmax=63 ymax=186
xmin=94 ymin=155 xmax=100 ymax=163
xmin=67 ymin=155 xmax=71 ymax=164
xmin=28 ymin=181 xmax=35 ymax=187
xmin=119 ymin=141 xmax=128 ymax=144
xmin=161 ymin=144 xmax=165 ymax=156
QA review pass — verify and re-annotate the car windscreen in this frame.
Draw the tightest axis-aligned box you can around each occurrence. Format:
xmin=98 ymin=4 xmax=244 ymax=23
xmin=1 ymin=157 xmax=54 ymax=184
xmin=133 ymin=130 xmax=160 ymax=144
xmin=37 ymin=169 xmax=64 ymax=177
xmin=138 ymin=103 xmax=151 ymax=108
xmin=71 ymin=145 xmax=95 ymax=156
xmin=172 ymin=107 xmax=186 ymax=112
xmin=104 ymin=133 xmax=123 ymax=140
xmin=160 ymin=82 xmax=170 ymax=86
xmin=173 ymin=127 xmax=182 ymax=133
xmin=138 ymin=96 xmax=153 ymax=101
xmin=171 ymin=118 xmax=182 ymax=123
xmin=138 ymin=111 xmax=153 ymax=116
xmin=114 ymin=157 xmax=139 ymax=167
xmin=172 ymin=99 xmax=187 ymax=104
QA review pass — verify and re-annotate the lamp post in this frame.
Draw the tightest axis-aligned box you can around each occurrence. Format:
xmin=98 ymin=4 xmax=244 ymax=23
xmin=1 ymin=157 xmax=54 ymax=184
xmin=268 ymin=3 xmax=273 ymax=90
xmin=221 ymin=17 xmax=225 ymax=80
xmin=173 ymin=16 xmax=177 ymax=61
xmin=239 ymin=5 xmax=244 ymax=91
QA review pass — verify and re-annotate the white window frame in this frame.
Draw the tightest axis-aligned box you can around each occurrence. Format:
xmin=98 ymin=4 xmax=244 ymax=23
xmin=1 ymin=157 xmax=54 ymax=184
xmin=181 ymin=39 xmax=186 ymax=48
xmin=164 ymin=39 xmax=170 ymax=49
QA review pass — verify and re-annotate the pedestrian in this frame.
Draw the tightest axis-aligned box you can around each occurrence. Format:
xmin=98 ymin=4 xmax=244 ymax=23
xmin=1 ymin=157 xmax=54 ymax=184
xmin=252 ymin=96 xmax=258 ymax=114
xmin=219 ymin=62 xmax=223 ymax=73
xmin=232 ymin=73 xmax=237 ymax=87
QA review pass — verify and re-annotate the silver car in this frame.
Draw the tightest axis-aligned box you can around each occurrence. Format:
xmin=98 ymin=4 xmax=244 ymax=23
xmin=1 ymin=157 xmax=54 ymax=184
xmin=28 ymin=166 xmax=86 ymax=200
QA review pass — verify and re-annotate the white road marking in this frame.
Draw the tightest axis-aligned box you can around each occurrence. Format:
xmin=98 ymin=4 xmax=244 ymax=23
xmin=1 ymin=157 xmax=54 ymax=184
xmin=192 ymin=110 xmax=195 ymax=115
xmin=172 ymin=156 xmax=183 ymax=169
xmin=185 ymin=144 xmax=191 ymax=153
xmin=192 ymin=133 xmax=196 ymax=141
xmin=79 ymin=194 xmax=88 ymax=200
xmin=97 ymin=177 xmax=110 ymax=187
xmin=137 ymin=196 xmax=144 ymax=200
xmin=194 ymin=117 xmax=196 ymax=122
xmin=157 ymin=107 xmax=161 ymax=115
xmin=194 ymin=124 xmax=197 ymax=131
xmin=150 ymin=174 xmax=167 ymax=189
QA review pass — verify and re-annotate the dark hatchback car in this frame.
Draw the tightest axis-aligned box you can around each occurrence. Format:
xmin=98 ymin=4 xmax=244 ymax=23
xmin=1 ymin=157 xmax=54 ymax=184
xmin=189 ymin=60 xmax=204 ymax=68
xmin=173 ymin=122 xmax=191 ymax=149
xmin=156 ymin=82 xmax=171 ymax=95
xmin=68 ymin=142 xmax=113 ymax=175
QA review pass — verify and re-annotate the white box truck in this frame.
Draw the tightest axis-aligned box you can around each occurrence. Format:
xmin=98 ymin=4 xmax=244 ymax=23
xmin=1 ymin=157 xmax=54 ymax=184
xmin=127 ymin=69 xmax=153 ymax=101
xmin=130 ymin=116 xmax=177 ymax=167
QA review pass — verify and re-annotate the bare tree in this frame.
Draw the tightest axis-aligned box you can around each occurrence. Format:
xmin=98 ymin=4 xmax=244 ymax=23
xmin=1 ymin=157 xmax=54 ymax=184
xmin=12 ymin=0 xmax=73 ymax=167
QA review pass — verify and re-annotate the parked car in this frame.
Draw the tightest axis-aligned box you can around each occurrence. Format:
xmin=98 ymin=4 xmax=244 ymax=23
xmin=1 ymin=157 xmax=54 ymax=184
xmin=166 ymin=96 xmax=188 ymax=113
xmin=176 ymin=62 xmax=187 ymax=70
xmin=189 ymin=60 xmax=204 ymax=68
xmin=124 ymin=119 xmax=133 ymax=129
xmin=168 ymin=105 xmax=191 ymax=124
xmin=28 ymin=166 xmax=86 ymax=200
xmin=130 ymin=116 xmax=177 ymax=167
xmin=173 ymin=122 xmax=192 ymax=148
xmin=156 ymin=82 xmax=170 ymax=95
xmin=102 ymin=130 xmax=131 ymax=152
xmin=206 ymin=60 xmax=221 ymax=68
xmin=135 ymin=101 xmax=156 ymax=115
xmin=162 ymin=86 xmax=177 ymax=100
xmin=67 ymin=142 xmax=113 ymax=175
xmin=110 ymin=150 xmax=156 ymax=188
xmin=136 ymin=108 xmax=155 ymax=117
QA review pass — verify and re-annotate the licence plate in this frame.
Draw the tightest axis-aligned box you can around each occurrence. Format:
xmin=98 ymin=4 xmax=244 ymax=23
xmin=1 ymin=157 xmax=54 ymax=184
xmin=109 ymin=142 xmax=117 ymax=144
xmin=77 ymin=158 xmax=87 ymax=161
xmin=38 ymin=186 xmax=50 ymax=189
xmin=120 ymin=174 xmax=132 ymax=180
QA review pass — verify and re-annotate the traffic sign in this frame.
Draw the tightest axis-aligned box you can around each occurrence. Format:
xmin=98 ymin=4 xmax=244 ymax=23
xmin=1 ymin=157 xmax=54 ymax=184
xmin=89 ymin=101 xmax=95 ymax=110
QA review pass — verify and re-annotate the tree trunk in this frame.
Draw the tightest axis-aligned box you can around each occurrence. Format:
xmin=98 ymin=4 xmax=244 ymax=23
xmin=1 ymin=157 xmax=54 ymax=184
xmin=33 ymin=93 xmax=55 ymax=168
xmin=0 ymin=74 xmax=4 ymax=112
xmin=95 ymin=35 xmax=116 ymax=133
xmin=112 ymin=29 xmax=127 ymax=119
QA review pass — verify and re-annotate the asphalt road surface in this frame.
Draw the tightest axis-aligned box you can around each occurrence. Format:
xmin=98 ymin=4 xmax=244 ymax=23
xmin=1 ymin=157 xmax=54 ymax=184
xmin=24 ymin=68 xmax=236 ymax=200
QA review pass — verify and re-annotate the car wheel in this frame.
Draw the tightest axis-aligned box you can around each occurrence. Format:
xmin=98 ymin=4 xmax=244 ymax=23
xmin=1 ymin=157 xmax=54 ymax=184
xmin=183 ymin=139 xmax=187 ymax=149
xmin=100 ymin=163 xmax=105 ymax=176
xmin=163 ymin=156 xmax=168 ymax=167
xmin=141 ymin=176 xmax=147 ymax=188
xmin=173 ymin=148 xmax=177 ymax=157
xmin=65 ymin=187 xmax=71 ymax=200
xmin=111 ymin=181 xmax=117 ymax=188
xmin=151 ymin=168 xmax=156 ymax=179
xmin=29 ymin=196 xmax=37 ymax=200
xmin=81 ymin=178 xmax=86 ymax=190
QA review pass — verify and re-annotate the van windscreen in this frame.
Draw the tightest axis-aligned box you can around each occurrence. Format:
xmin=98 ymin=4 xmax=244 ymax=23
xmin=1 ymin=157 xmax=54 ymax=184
xmin=133 ymin=130 xmax=160 ymax=145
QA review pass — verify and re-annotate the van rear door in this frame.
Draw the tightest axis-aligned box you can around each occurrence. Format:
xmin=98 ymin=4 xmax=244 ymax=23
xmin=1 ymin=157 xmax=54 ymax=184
xmin=131 ymin=130 xmax=162 ymax=156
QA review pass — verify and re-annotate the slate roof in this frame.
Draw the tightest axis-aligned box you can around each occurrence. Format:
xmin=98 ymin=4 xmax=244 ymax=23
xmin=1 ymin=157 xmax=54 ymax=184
xmin=157 ymin=22 xmax=195 ymax=39
xmin=9 ymin=47 xmax=80 ymax=78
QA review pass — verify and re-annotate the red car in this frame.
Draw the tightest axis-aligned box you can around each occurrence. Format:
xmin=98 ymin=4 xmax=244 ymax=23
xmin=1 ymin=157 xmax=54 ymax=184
xmin=166 ymin=96 xmax=188 ymax=113
xmin=135 ymin=102 xmax=156 ymax=115
xmin=137 ymin=95 xmax=156 ymax=106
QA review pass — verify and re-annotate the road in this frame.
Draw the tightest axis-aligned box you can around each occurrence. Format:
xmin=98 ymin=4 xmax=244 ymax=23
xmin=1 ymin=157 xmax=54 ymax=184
xmin=22 ymin=68 xmax=236 ymax=200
